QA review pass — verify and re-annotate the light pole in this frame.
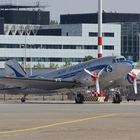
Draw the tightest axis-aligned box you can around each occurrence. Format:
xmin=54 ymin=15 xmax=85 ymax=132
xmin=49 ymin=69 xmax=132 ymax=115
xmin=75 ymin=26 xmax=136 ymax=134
xmin=98 ymin=0 xmax=103 ymax=58
xmin=30 ymin=44 xmax=32 ymax=76
xmin=138 ymin=33 xmax=140 ymax=67
xmin=23 ymin=34 xmax=27 ymax=71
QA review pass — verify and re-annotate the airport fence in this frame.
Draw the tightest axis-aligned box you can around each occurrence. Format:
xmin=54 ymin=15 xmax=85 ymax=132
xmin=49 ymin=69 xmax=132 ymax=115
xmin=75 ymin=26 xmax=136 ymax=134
xmin=1 ymin=86 xmax=139 ymax=103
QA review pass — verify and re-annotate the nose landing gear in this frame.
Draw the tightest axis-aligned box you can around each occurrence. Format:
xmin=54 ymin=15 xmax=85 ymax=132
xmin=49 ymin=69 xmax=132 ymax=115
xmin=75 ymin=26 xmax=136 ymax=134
xmin=21 ymin=94 xmax=27 ymax=103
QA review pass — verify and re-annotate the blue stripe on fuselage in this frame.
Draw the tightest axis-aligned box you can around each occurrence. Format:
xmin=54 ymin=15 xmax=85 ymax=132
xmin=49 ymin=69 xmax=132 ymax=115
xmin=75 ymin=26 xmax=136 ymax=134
xmin=117 ymin=60 xmax=134 ymax=70
xmin=54 ymin=64 xmax=110 ymax=79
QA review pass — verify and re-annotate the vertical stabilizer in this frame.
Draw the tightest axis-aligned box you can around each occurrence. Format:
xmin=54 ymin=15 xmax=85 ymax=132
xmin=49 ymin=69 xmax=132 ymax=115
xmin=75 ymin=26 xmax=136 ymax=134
xmin=5 ymin=60 xmax=27 ymax=77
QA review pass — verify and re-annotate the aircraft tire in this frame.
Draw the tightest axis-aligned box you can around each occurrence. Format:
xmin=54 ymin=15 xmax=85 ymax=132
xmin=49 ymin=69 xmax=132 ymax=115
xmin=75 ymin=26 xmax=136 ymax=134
xmin=112 ymin=93 xmax=122 ymax=104
xmin=21 ymin=97 xmax=26 ymax=103
xmin=75 ymin=93 xmax=84 ymax=104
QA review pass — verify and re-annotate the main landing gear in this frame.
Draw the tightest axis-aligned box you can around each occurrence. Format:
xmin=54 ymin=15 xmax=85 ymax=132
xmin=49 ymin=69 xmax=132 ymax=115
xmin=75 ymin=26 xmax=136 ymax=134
xmin=112 ymin=91 xmax=122 ymax=104
xmin=75 ymin=93 xmax=85 ymax=104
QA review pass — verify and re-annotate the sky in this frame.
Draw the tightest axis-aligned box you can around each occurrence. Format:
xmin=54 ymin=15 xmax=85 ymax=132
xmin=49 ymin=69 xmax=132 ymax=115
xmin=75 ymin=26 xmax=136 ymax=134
xmin=1 ymin=0 xmax=140 ymax=21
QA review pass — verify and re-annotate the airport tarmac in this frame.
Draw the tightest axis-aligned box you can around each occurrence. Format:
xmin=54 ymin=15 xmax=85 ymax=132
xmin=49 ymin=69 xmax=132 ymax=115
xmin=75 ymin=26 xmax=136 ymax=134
xmin=0 ymin=101 xmax=140 ymax=140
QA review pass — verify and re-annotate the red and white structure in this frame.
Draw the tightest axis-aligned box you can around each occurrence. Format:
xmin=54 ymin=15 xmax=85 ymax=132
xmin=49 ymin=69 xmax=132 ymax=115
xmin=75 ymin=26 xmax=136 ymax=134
xmin=98 ymin=0 xmax=103 ymax=58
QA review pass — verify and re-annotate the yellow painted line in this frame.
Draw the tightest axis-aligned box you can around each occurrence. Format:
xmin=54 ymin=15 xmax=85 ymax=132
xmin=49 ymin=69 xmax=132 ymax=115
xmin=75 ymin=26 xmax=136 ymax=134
xmin=0 ymin=113 xmax=117 ymax=136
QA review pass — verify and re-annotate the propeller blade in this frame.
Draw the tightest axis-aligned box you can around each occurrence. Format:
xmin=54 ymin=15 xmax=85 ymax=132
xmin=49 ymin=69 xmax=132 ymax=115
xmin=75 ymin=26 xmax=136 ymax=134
xmin=95 ymin=78 xmax=100 ymax=94
xmin=128 ymin=72 xmax=134 ymax=77
xmin=133 ymin=78 xmax=138 ymax=94
xmin=84 ymin=69 xmax=93 ymax=76
xmin=96 ymin=68 xmax=105 ymax=94
xmin=98 ymin=68 xmax=105 ymax=77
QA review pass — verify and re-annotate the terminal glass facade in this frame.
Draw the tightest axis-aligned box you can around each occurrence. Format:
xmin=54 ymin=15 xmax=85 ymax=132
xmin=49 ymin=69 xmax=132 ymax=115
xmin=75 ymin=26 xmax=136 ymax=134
xmin=121 ymin=22 xmax=140 ymax=62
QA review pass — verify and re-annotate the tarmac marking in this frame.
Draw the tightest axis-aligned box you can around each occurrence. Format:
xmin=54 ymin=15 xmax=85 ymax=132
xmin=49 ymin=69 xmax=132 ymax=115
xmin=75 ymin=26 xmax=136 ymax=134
xmin=0 ymin=113 xmax=117 ymax=136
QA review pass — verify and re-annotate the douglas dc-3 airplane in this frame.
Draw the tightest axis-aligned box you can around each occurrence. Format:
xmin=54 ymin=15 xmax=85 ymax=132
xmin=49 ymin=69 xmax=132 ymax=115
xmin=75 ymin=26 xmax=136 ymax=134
xmin=0 ymin=55 xmax=135 ymax=103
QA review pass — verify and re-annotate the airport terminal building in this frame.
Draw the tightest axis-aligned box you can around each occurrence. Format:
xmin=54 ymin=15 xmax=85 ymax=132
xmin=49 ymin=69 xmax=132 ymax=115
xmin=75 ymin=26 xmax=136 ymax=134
xmin=61 ymin=12 xmax=140 ymax=62
xmin=0 ymin=4 xmax=121 ymax=68
xmin=0 ymin=24 xmax=121 ymax=68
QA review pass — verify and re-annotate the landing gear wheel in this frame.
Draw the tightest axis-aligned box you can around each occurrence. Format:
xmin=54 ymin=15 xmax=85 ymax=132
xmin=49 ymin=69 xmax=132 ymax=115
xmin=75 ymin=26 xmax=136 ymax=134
xmin=21 ymin=94 xmax=27 ymax=103
xmin=21 ymin=97 xmax=26 ymax=103
xmin=75 ymin=93 xmax=84 ymax=104
xmin=112 ymin=93 xmax=122 ymax=104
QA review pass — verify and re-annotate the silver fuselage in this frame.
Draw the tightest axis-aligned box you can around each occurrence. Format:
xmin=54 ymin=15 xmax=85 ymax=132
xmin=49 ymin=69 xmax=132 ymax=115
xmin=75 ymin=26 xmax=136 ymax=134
xmin=36 ymin=56 xmax=133 ymax=90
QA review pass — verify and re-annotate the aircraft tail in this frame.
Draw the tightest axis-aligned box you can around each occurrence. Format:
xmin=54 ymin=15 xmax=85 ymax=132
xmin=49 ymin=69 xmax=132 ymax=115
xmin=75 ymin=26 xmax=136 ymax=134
xmin=5 ymin=59 xmax=27 ymax=77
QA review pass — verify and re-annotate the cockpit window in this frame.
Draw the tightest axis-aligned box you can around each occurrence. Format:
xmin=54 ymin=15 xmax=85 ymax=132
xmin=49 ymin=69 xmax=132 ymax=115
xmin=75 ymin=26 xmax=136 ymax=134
xmin=112 ymin=57 xmax=126 ymax=63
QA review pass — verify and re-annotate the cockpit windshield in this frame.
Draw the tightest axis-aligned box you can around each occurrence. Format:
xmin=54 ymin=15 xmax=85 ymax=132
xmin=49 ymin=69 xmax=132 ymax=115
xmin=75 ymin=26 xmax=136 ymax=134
xmin=112 ymin=56 xmax=126 ymax=63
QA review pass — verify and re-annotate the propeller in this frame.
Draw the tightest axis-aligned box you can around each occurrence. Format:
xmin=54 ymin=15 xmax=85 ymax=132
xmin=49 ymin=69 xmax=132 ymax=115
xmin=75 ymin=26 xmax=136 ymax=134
xmin=84 ymin=68 xmax=104 ymax=94
xmin=134 ymin=78 xmax=137 ymax=94
xmin=127 ymin=72 xmax=138 ymax=94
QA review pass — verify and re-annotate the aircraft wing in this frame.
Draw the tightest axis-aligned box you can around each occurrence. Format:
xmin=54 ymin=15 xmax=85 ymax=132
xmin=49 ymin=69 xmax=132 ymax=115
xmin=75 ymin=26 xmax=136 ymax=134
xmin=0 ymin=77 xmax=81 ymax=90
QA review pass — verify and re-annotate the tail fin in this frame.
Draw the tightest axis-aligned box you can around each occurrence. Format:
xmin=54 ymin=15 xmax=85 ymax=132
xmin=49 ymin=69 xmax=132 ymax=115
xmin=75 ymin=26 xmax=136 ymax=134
xmin=5 ymin=59 xmax=27 ymax=77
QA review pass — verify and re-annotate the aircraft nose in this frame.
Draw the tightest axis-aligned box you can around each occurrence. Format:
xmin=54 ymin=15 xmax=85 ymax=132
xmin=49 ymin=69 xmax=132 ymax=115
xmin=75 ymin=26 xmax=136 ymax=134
xmin=117 ymin=60 xmax=135 ymax=75
xmin=125 ymin=60 xmax=135 ymax=70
